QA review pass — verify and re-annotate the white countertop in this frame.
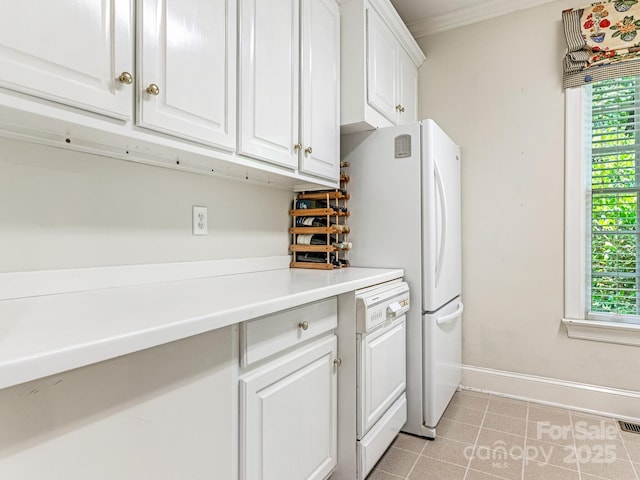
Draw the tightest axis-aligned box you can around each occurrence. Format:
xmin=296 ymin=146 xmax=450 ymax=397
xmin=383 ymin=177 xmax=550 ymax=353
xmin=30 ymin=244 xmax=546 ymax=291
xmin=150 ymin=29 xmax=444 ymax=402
xmin=0 ymin=266 xmax=402 ymax=390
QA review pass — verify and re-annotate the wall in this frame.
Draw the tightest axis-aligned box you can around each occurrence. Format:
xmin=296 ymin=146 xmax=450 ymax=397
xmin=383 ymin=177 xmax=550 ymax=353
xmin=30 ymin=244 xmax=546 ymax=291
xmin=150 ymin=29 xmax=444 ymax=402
xmin=417 ymin=1 xmax=640 ymax=398
xmin=0 ymin=137 xmax=291 ymax=273
xmin=0 ymin=135 xmax=290 ymax=476
xmin=0 ymin=325 xmax=238 ymax=479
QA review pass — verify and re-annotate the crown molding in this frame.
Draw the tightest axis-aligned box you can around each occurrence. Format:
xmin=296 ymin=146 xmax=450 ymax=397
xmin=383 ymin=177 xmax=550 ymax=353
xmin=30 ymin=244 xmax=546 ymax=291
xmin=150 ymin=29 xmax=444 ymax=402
xmin=370 ymin=0 xmax=426 ymax=65
xmin=407 ymin=0 xmax=556 ymax=38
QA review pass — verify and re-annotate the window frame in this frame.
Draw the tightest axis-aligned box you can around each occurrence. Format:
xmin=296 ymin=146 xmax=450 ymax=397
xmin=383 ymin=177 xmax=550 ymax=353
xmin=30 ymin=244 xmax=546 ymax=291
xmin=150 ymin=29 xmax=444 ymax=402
xmin=563 ymin=87 xmax=640 ymax=346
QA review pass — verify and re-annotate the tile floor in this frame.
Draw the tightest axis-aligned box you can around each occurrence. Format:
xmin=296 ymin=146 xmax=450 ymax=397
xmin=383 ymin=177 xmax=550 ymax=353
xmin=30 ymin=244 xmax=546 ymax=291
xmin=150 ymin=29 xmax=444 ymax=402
xmin=367 ymin=390 xmax=640 ymax=480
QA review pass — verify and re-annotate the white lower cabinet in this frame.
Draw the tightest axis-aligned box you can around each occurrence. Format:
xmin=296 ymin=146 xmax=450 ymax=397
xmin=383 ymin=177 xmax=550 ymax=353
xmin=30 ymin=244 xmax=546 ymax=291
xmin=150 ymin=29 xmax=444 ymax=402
xmin=357 ymin=316 xmax=406 ymax=438
xmin=239 ymin=299 xmax=339 ymax=480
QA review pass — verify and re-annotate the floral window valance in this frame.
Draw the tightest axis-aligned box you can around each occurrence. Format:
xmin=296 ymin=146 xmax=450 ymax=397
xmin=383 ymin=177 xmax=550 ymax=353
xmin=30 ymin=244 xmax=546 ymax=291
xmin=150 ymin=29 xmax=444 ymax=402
xmin=563 ymin=0 xmax=640 ymax=88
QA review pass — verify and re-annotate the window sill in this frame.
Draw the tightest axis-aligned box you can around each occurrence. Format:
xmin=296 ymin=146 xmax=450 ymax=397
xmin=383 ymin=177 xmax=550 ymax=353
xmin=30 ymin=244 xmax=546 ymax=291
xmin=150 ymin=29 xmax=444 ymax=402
xmin=562 ymin=318 xmax=640 ymax=347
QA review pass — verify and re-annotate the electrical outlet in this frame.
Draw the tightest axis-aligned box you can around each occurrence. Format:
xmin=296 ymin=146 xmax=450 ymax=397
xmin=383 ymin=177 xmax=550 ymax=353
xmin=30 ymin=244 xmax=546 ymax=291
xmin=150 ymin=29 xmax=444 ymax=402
xmin=192 ymin=206 xmax=208 ymax=235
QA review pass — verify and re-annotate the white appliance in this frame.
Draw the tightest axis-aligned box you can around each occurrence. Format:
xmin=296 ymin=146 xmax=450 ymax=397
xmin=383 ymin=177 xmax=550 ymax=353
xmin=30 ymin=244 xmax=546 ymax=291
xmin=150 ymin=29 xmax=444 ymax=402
xmin=355 ymin=280 xmax=410 ymax=480
xmin=342 ymin=119 xmax=463 ymax=439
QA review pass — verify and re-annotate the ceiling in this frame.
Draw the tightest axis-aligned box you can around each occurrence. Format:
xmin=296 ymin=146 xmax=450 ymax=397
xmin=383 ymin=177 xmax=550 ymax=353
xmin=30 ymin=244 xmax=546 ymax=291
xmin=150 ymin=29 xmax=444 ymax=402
xmin=388 ymin=0 xmax=556 ymax=37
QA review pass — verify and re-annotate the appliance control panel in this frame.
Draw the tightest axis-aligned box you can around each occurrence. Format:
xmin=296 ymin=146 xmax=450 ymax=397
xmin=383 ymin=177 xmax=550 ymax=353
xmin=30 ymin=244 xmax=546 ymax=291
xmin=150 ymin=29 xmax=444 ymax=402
xmin=356 ymin=281 xmax=410 ymax=333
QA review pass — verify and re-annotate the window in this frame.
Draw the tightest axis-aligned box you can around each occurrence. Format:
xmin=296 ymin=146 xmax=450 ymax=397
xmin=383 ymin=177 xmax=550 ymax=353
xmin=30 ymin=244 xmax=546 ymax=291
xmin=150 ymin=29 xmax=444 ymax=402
xmin=564 ymin=76 xmax=640 ymax=345
xmin=589 ymin=77 xmax=640 ymax=318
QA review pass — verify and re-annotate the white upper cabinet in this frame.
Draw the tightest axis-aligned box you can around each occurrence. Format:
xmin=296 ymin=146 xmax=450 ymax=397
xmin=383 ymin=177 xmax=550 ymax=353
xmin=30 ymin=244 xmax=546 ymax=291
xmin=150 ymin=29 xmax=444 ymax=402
xmin=398 ymin=48 xmax=418 ymax=125
xmin=137 ymin=0 xmax=237 ymax=149
xmin=238 ymin=0 xmax=299 ymax=169
xmin=366 ymin=7 xmax=399 ymax=125
xmin=0 ymin=0 xmax=133 ymax=119
xmin=299 ymin=0 xmax=340 ymax=180
xmin=239 ymin=0 xmax=340 ymax=180
xmin=0 ymin=0 xmax=339 ymax=189
xmin=366 ymin=7 xmax=418 ymax=126
xmin=340 ymin=0 xmax=425 ymax=134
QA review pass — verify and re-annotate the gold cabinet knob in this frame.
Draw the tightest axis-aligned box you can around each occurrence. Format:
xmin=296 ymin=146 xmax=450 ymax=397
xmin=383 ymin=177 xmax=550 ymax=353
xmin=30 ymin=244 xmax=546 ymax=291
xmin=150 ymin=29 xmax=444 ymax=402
xmin=298 ymin=321 xmax=309 ymax=331
xmin=294 ymin=143 xmax=302 ymax=152
xmin=117 ymin=72 xmax=133 ymax=85
xmin=396 ymin=104 xmax=402 ymax=111
xmin=334 ymin=358 xmax=342 ymax=367
xmin=400 ymin=106 xmax=405 ymax=113
xmin=146 ymin=83 xmax=160 ymax=96
xmin=304 ymin=146 xmax=312 ymax=154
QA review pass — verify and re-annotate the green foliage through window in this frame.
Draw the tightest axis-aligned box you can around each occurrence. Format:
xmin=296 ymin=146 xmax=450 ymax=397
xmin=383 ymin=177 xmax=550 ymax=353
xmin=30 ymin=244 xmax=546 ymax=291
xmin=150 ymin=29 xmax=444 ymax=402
xmin=589 ymin=76 xmax=640 ymax=315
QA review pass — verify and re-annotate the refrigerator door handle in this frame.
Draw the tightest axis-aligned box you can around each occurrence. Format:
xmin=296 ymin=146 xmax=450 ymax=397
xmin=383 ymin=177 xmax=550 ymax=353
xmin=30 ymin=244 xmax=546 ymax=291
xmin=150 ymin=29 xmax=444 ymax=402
xmin=434 ymin=160 xmax=447 ymax=287
xmin=435 ymin=302 xmax=464 ymax=326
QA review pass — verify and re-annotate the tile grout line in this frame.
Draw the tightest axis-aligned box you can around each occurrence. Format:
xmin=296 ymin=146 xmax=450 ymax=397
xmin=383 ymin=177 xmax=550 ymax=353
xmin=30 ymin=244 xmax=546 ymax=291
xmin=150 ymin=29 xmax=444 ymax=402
xmin=568 ymin=410 xmax=583 ymax=479
xmin=388 ymin=445 xmax=426 ymax=456
xmin=394 ymin=436 xmax=473 ymax=456
xmin=373 ymin=467 xmax=405 ymax=479
xmin=521 ymin=401 xmax=528 ymax=480
xmin=462 ymin=398 xmax=490 ymax=480
xmin=439 ymin=415 xmax=492 ymax=430
xmin=402 ymin=444 xmax=423 ymax=480
xmin=618 ymin=427 xmax=640 ymax=480
xmin=372 ymin=391 xmax=640 ymax=480
xmin=402 ymin=431 xmax=439 ymax=480
xmin=455 ymin=391 xmax=640 ymax=480
xmin=480 ymin=425 xmax=527 ymax=439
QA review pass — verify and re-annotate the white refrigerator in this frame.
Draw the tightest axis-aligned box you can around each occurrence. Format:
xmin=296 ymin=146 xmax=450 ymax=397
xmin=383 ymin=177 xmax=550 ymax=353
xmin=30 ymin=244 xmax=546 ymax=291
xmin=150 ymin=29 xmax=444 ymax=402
xmin=342 ymin=119 xmax=463 ymax=438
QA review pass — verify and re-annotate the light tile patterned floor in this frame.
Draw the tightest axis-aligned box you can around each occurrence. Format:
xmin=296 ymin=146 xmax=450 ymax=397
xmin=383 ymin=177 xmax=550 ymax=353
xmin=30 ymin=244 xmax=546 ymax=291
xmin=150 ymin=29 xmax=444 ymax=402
xmin=367 ymin=390 xmax=640 ymax=480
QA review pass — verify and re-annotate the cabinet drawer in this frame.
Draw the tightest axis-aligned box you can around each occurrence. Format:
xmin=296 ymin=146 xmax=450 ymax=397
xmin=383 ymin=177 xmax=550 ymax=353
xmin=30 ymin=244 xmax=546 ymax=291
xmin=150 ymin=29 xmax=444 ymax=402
xmin=358 ymin=393 xmax=407 ymax=480
xmin=240 ymin=297 xmax=337 ymax=367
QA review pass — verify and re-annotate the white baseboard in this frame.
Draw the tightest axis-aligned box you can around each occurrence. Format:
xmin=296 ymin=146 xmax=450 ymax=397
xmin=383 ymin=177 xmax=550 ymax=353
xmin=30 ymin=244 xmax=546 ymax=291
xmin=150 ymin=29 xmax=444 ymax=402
xmin=0 ymin=255 xmax=291 ymax=300
xmin=462 ymin=364 xmax=640 ymax=423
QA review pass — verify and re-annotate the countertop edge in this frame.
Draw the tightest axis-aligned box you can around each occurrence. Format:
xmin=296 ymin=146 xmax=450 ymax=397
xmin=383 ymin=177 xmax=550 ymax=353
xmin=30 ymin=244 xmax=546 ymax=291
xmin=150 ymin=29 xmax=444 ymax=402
xmin=0 ymin=267 xmax=403 ymax=390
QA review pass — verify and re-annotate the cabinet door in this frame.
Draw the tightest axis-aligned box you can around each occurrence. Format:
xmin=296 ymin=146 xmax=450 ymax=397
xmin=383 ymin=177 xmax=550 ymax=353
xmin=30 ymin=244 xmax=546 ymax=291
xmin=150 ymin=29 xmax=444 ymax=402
xmin=137 ymin=0 xmax=236 ymax=149
xmin=398 ymin=49 xmax=418 ymax=124
xmin=299 ymin=0 xmax=340 ymax=180
xmin=238 ymin=0 xmax=299 ymax=169
xmin=366 ymin=7 xmax=398 ymax=125
xmin=0 ymin=0 xmax=133 ymax=119
xmin=357 ymin=317 xmax=406 ymax=437
xmin=240 ymin=335 xmax=338 ymax=480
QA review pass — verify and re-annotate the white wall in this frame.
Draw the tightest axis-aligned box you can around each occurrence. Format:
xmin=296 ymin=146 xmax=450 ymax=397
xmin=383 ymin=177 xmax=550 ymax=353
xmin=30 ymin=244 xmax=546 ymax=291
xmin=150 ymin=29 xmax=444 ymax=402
xmin=0 ymin=325 xmax=238 ymax=479
xmin=417 ymin=1 xmax=640 ymax=395
xmin=0 ymin=138 xmax=291 ymax=273
xmin=0 ymin=137 xmax=290 ymax=477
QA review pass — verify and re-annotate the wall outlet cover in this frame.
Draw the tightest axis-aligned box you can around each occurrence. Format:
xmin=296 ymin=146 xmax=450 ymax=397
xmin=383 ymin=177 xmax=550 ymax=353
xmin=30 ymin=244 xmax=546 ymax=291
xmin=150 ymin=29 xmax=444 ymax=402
xmin=192 ymin=206 xmax=208 ymax=235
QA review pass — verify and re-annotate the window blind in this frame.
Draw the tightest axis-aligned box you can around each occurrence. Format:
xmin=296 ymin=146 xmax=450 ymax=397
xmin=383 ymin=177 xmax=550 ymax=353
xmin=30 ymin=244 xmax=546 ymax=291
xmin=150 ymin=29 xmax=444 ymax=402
xmin=588 ymin=76 xmax=640 ymax=317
